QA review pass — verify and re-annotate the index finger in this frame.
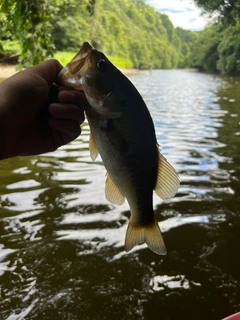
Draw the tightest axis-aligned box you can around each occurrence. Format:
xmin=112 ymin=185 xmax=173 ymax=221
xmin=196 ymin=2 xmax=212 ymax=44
xmin=25 ymin=59 xmax=63 ymax=85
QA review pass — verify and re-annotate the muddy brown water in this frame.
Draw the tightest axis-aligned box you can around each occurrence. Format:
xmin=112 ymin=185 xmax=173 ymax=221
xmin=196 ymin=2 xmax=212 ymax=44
xmin=0 ymin=70 xmax=240 ymax=319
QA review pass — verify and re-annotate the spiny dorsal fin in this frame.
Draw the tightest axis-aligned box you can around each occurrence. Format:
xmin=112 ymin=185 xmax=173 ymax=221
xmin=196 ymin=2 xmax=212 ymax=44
xmin=154 ymin=147 xmax=180 ymax=200
xmin=105 ymin=173 xmax=125 ymax=205
xmin=89 ymin=132 xmax=99 ymax=161
xmin=125 ymin=218 xmax=167 ymax=255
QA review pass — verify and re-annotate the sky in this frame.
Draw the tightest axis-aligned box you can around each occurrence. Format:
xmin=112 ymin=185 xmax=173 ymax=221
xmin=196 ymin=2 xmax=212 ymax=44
xmin=145 ymin=0 xmax=209 ymax=31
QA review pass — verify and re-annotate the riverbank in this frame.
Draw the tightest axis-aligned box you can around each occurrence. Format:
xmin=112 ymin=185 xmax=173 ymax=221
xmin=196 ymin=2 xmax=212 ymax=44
xmin=0 ymin=64 xmax=138 ymax=79
xmin=0 ymin=65 xmax=18 ymax=78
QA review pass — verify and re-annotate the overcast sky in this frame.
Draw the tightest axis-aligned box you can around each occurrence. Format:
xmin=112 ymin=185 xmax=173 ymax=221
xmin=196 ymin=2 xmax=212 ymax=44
xmin=145 ymin=0 xmax=209 ymax=30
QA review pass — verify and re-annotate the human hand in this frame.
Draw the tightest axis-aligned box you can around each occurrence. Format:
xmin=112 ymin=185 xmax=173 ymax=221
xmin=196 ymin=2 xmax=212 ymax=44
xmin=0 ymin=59 xmax=88 ymax=160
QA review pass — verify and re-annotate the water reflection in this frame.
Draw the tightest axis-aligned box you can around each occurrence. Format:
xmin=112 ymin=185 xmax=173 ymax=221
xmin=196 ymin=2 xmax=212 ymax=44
xmin=1 ymin=70 xmax=240 ymax=319
xmin=150 ymin=274 xmax=201 ymax=291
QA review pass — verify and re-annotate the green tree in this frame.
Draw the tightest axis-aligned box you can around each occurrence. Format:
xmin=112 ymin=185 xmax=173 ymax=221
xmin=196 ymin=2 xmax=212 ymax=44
xmin=1 ymin=0 xmax=196 ymax=70
xmin=160 ymin=14 xmax=174 ymax=42
xmin=52 ymin=0 xmax=90 ymax=52
xmin=217 ymin=22 xmax=240 ymax=73
xmin=0 ymin=0 xmax=96 ymax=66
xmin=0 ymin=0 xmax=68 ymax=66
xmin=193 ymin=0 xmax=240 ymax=25
xmin=190 ymin=25 xmax=222 ymax=72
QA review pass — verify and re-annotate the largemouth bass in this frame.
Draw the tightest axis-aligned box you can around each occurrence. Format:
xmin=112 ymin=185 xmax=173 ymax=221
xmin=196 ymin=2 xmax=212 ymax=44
xmin=58 ymin=42 xmax=179 ymax=255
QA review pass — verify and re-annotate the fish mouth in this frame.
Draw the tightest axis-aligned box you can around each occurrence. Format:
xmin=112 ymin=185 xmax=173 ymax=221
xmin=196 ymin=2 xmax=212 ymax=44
xmin=57 ymin=42 xmax=94 ymax=90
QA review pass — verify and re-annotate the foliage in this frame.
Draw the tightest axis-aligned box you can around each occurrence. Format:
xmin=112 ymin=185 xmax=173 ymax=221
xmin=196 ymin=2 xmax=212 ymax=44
xmin=107 ymin=56 xmax=133 ymax=69
xmin=0 ymin=40 xmax=20 ymax=57
xmin=190 ymin=0 xmax=240 ymax=74
xmin=52 ymin=0 xmax=91 ymax=53
xmin=1 ymin=0 xmax=240 ymax=74
xmin=0 ymin=0 xmax=96 ymax=66
xmin=0 ymin=0 xmax=68 ymax=66
xmin=53 ymin=51 xmax=76 ymax=66
xmin=51 ymin=0 xmax=194 ymax=69
xmin=193 ymin=0 xmax=240 ymax=25
xmin=53 ymin=51 xmax=133 ymax=69
xmin=190 ymin=26 xmax=222 ymax=72
xmin=189 ymin=21 xmax=240 ymax=74
xmin=0 ymin=0 xmax=195 ymax=69
xmin=217 ymin=22 xmax=240 ymax=73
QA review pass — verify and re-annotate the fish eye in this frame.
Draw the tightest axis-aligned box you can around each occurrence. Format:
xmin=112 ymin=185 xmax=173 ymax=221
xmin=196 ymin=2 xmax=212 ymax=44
xmin=97 ymin=59 xmax=108 ymax=71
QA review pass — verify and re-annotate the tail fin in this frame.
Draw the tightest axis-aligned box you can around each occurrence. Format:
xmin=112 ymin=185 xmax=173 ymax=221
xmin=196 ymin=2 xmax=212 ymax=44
xmin=125 ymin=219 xmax=167 ymax=255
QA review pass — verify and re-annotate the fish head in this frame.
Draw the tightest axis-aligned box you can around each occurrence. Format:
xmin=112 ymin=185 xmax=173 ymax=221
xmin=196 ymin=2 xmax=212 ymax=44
xmin=58 ymin=42 xmax=122 ymax=116
xmin=57 ymin=42 xmax=92 ymax=90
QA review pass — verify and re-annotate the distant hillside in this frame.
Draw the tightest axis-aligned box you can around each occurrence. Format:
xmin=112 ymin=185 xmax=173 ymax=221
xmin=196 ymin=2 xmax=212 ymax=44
xmin=52 ymin=0 xmax=196 ymax=69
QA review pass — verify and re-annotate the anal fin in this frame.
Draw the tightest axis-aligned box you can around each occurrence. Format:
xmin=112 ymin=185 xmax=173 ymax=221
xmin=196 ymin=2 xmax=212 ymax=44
xmin=155 ymin=146 xmax=180 ymax=200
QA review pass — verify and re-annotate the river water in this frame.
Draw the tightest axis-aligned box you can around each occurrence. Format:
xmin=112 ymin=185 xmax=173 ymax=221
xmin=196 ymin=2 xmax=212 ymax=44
xmin=0 ymin=70 xmax=240 ymax=320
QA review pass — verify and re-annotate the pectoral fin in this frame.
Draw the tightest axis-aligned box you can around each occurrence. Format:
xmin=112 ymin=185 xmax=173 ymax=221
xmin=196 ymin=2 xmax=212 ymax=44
xmin=89 ymin=132 xmax=99 ymax=161
xmin=105 ymin=173 xmax=125 ymax=205
xmin=125 ymin=218 xmax=167 ymax=255
xmin=155 ymin=147 xmax=180 ymax=200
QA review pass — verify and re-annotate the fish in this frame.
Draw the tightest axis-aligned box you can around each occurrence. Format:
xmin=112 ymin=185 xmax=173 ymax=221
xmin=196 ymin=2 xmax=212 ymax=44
xmin=58 ymin=42 xmax=179 ymax=255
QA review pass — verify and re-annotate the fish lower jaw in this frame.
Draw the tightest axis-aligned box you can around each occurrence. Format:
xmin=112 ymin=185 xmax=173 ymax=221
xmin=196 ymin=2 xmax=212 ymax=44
xmin=58 ymin=68 xmax=83 ymax=90
xmin=65 ymin=75 xmax=83 ymax=90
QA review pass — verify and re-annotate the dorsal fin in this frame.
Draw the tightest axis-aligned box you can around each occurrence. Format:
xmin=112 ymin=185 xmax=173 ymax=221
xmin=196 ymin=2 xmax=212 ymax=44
xmin=89 ymin=132 xmax=99 ymax=161
xmin=154 ymin=147 xmax=180 ymax=200
xmin=105 ymin=173 xmax=125 ymax=205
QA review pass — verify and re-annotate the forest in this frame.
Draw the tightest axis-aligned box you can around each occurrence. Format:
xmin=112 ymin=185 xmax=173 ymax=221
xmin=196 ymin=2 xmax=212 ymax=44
xmin=0 ymin=0 xmax=240 ymax=74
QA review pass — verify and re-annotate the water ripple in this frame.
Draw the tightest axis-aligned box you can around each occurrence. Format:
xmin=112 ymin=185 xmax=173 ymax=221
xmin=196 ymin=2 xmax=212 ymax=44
xmin=1 ymin=70 xmax=240 ymax=319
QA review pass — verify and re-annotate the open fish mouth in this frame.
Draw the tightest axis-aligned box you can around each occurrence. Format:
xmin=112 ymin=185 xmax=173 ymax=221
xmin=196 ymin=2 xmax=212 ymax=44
xmin=57 ymin=42 xmax=94 ymax=89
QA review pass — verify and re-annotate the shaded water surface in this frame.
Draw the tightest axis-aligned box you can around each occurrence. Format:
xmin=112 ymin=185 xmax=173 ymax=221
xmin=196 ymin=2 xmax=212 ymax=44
xmin=0 ymin=70 xmax=240 ymax=319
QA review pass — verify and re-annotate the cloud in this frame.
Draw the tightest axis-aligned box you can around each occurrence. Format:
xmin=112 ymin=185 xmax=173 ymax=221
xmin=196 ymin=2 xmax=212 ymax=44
xmin=146 ymin=0 xmax=208 ymax=30
xmin=160 ymin=8 xmax=187 ymax=14
xmin=189 ymin=18 xmax=197 ymax=23
xmin=184 ymin=7 xmax=194 ymax=12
